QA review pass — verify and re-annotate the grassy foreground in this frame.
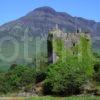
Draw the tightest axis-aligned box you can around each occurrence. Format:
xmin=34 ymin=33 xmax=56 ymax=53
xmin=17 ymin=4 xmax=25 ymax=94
xmin=0 ymin=96 xmax=100 ymax=100
xmin=28 ymin=96 xmax=100 ymax=100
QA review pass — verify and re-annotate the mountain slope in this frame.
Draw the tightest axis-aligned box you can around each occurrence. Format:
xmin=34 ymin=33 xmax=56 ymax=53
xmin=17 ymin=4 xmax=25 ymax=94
xmin=0 ymin=6 xmax=100 ymax=38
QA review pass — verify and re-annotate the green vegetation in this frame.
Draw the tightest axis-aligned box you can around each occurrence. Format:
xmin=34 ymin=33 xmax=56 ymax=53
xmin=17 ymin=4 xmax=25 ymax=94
xmin=0 ymin=96 xmax=100 ymax=100
xmin=44 ymin=59 xmax=93 ymax=95
xmin=0 ymin=65 xmax=36 ymax=95
xmin=94 ymin=62 xmax=100 ymax=82
xmin=28 ymin=96 xmax=100 ymax=100
xmin=93 ymin=52 xmax=100 ymax=83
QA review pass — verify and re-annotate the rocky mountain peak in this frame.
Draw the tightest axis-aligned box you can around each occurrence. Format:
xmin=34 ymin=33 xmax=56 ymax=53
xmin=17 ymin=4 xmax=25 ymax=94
xmin=34 ymin=6 xmax=56 ymax=13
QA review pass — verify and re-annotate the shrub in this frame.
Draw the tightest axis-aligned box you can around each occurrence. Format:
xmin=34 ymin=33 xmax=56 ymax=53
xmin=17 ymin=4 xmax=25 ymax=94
xmin=5 ymin=65 xmax=36 ymax=93
xmin=36 ymin=71 xmax=47 ymax=84
xmin=94 ymin=69 xmax=100 ymax=82
xmin=94 ymin=63 xmax=100 ymax=72
xmin=44 ymin=60 xmax=93 ymax=95
xmin=0 ymin=73 xmax=8 ymax=94
xmin=93 ymin=52 xmax=100 ymax=82
xmin=94 ymin=62 xmax=100 ymax=82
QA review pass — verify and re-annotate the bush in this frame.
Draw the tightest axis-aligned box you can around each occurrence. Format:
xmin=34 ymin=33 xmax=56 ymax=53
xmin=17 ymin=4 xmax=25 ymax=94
xmin=94 ymin=69 xmax=100 ymax=82
xmin=36 ymin=71 xmax=47 ymax=84
xmin=0 ymin=65 xmax=36 ymax=94
xmin=93 ymin=52 xmax=100 ymax=82
xmin=94 ymin=62 xmax=100 ymax=82
xmin=0 ymin=73 xmax=8 ymax=94
xmin=44 ymin=60 xmax=93 ymax=95
xmin=94 ymin=63 xmax=100 ymax=72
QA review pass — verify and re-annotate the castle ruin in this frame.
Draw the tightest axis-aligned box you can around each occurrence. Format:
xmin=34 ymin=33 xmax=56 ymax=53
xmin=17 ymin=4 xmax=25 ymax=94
xmin=47 ymin=26 xmax=91 ymax=64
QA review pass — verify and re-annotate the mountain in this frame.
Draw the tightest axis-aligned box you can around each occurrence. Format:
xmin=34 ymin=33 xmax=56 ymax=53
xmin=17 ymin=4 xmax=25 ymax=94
xmin=0 ymin=6 xmax=100 ymax=71
xmin=0 ymin=6 xmax=100 ymax=37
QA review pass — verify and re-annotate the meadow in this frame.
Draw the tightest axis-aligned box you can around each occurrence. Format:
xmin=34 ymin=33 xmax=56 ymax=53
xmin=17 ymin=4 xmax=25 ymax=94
xmin=0 ymin=96 xmax=100 ymax=100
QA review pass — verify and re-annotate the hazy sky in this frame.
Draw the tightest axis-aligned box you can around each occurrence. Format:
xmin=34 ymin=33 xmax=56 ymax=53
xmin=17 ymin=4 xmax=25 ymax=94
xmin=0 ymin=0 xmax=100 ymax=25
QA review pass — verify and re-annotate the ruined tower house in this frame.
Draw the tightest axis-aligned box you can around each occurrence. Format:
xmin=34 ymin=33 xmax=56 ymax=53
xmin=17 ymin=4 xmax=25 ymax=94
xmin=47 ymin=26 xmax=91 ymax=64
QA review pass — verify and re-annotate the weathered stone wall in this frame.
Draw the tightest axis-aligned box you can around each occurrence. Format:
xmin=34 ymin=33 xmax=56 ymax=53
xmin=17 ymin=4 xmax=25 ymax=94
xmin=47 ymin=27 xmax=91 ymax=63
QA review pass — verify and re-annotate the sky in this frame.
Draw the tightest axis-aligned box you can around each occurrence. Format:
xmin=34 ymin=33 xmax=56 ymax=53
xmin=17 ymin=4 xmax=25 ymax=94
xmin=0 ymin=0 xmax=100 ymax=25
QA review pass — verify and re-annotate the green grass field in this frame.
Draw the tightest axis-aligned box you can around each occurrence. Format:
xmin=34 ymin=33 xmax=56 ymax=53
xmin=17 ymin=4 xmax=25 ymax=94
xmin=1 ymin=96 xmax=99 ymax=100
xmin=28 ymin=96 xmax=100 ymax=100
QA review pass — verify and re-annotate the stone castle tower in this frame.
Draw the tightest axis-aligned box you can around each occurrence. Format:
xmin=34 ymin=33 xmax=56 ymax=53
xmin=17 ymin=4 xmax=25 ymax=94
xmin=47 ymin=25 xmax=91 ymax=64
